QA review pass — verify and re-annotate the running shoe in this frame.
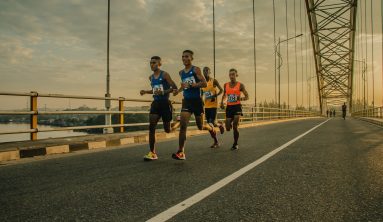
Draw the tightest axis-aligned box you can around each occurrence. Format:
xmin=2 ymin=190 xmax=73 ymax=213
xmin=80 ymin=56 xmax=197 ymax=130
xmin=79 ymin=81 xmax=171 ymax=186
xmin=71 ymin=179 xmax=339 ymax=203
xmin=172 ymin=151 xmax=186 ymax=160
xmin=144 ymin=151 xmax=158 ymax=161
xmin=231 ymin=144 xmax=239 ymax=150
xmin=210 ymin=143 xmax=220 ymax=148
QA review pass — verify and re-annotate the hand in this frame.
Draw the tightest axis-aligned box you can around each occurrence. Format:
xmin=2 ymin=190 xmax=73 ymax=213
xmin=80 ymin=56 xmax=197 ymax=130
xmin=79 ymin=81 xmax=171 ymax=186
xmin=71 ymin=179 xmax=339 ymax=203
xmin=140 ymin=90 xmax=145 ymax=96
xmin=220 ymin=103 xmax=225 ymax=109
xmin=190 ymin=83 xmax=198 ymax=88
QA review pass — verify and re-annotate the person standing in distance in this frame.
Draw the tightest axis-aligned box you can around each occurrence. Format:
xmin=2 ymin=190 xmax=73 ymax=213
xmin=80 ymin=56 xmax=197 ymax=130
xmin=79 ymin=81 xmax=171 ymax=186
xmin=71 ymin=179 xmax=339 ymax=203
xmin=342 ymin=103 xmax=347 ymax=120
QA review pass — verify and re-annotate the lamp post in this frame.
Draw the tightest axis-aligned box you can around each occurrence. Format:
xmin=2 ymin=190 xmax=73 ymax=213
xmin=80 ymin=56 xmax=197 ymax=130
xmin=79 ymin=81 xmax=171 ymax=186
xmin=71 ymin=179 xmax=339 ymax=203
xmin=275 ymin=34 xmax=303 ymax=108
xmin=104 ymin=0 xmax=112 ymax=134
xmin=354 ymin=59 xmax=367 ymax=110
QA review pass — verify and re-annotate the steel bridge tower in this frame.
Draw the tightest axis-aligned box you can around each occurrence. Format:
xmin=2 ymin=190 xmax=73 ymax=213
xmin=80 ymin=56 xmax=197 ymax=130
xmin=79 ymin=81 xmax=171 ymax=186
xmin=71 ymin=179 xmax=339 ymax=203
xmin=305 ymin=0 xmax=358 ymax=114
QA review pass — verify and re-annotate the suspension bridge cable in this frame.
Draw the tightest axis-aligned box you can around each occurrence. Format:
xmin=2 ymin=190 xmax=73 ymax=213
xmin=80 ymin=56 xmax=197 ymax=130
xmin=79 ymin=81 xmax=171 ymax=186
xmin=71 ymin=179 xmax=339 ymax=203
xmin=357 ymin=9 xmax=361 ymax=108
xmin=294 ymin=0 xmax=298 ymax=108
xmin=360 ymin=0 xmax=366 ymax=109
xmin=273 ymin=0 xmax=277 ymax=103
xmin=365 ymin=0 xmax=369 ymax=107
xmin=285 ymin=0 xmax=290 ymax=108
xmin=304 ymin=3 xmax=309 ymax=109
xmin=300 ymin=0 xmax=304 ymax=107
xmin=370 ymin=0 xmax=374 ymax=107
xmin=213 ymin=0 xmax=216 ymax=79
xmin=310 ymin=45 xmax=313 ymax=109
xmin=252 ymin=0 xmax=257 ymax=106
xmin=381 ymin=0 xmax=383 ymax=107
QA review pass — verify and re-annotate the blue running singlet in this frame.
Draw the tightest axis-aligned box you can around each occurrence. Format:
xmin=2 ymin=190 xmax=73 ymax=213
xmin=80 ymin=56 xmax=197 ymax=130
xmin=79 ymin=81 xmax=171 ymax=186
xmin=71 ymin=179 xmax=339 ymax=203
xmin=150 ymin=71 xmax=170 ymax=101
xmin=180 ymin=66 xmax=201 ymax=99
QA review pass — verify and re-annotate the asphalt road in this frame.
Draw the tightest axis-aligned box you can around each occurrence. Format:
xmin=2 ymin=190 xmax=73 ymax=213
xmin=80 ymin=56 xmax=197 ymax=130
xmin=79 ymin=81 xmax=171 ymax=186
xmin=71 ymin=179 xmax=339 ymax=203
xmin=0 ymin=118 xmax=382 ymax=221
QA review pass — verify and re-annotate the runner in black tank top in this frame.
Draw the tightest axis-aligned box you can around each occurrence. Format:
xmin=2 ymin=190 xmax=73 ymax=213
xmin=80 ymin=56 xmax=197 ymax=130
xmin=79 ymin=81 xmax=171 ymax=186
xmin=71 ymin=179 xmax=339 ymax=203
xmin=220 ymin=68 xmax=249 ymax=150
xmin=140 ymin=56 xmax=177 ymax=161
xmin=171 ymin=50 xmax=219 ymax=160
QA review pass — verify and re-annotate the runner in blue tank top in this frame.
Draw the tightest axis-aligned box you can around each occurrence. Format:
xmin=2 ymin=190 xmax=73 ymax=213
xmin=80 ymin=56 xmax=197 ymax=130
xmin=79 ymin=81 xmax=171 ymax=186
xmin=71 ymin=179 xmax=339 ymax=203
xmin=172 ymin=50 xmax=218 ymax=160
xmin=140 ymin=56 xmax=177 ymax=161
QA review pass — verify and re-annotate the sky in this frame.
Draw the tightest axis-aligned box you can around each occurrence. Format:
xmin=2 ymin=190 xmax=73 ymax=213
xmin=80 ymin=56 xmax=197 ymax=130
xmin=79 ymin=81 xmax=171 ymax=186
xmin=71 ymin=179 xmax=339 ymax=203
xmin=0 ymin=0 xmax=382 ymax=110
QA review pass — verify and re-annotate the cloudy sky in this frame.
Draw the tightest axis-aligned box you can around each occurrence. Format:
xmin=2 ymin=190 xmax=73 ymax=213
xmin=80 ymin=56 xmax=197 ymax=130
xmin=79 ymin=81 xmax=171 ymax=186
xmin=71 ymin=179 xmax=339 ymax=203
xmin=0 ymin=0 xmax=382 ymax=110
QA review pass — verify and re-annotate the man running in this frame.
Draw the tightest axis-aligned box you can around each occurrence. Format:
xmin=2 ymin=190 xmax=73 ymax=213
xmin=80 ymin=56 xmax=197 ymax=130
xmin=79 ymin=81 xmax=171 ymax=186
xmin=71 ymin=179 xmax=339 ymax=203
xmin=220 ymin=68 xmax=249 ymax=150
xmin=342 ymin=103 xmax=347 ymax=120
xmin=140 ymin=56 xmax=177 ymax=161
xmin=201 ymin=66 xmax=224 ymax=148
xmin=172 ymin=50 xmax=218 ymax=160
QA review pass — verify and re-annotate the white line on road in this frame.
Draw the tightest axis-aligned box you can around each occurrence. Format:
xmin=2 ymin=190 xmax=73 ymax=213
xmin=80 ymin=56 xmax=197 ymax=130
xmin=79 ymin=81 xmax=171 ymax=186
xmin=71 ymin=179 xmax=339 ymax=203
xmin=147 ymin=119 xmax=330 ymax=222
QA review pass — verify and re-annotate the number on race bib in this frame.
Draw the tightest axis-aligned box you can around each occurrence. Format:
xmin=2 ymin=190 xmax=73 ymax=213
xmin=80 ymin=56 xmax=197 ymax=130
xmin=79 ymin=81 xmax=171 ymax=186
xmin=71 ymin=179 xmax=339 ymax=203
xmin=227 ymin=94 xmax=238 ymax=103
xmin=183 ymin=76 xmax=196 ymax=86
xmin=204 ymin=91 xmax=214 ymax=99
xmin=153 ymin=84 xmax=164 ymax=94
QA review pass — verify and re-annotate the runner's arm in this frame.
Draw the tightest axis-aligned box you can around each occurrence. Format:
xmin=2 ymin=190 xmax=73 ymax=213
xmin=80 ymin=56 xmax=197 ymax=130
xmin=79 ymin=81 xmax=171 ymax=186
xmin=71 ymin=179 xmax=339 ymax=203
xmin=163 ymin=72 xmax=178 ymax=94
xmin=240 ymin=83 xmax=249 ymax=101
xmin=173 ymin=71 xmax=184 ymax=96
xmin=140 ymin=76 xmax=154 ymax=95
xmin=213 ymin=79 xmax=223 ymax=97
xmin=220 ymin=83 xmax=227 ymax=108
xmin=191 ymin=67 xmax=207 ymax=88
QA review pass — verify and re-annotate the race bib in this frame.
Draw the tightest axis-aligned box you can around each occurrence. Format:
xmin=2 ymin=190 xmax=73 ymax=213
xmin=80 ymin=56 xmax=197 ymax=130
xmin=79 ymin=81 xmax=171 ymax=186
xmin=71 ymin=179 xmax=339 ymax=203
xmin=182 ymin=76 xmax=196 ymax=86
xmin=152 ymin=84 xmax=164 ymax=94
xmin=227 ymin=94 xmax=238 ymax=103
xmin=204 ymin=91 xmax=214 ymax=99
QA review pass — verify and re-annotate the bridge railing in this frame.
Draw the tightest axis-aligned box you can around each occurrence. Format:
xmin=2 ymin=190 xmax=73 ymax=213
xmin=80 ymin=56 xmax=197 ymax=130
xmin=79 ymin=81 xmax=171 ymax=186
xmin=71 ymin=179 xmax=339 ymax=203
xmin=351 ymin=106 xmax=383 ymax=119
xmin=0 ymin=91 xmax=320 ymax=141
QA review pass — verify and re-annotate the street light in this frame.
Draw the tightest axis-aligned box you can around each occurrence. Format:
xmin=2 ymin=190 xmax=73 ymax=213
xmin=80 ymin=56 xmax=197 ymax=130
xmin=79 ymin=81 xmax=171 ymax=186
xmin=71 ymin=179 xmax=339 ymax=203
xmin=104 ymin=0 xmax=112 ymax=134
xmin=275 ymin=34 xmax=303 ymax=109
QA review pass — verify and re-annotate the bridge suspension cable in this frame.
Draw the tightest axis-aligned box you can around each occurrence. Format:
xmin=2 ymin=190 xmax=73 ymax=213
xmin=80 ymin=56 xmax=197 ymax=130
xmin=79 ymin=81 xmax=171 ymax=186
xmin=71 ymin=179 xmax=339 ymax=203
xmin=294 ymin=0 xmax=298 ymax=108
xmin=285 ymin=0 xmax=290 ymax=108
xmin=370 ymin=0 xmax=374 ymax=108
xmin=273 ymin=0 xmax=277 ymax=103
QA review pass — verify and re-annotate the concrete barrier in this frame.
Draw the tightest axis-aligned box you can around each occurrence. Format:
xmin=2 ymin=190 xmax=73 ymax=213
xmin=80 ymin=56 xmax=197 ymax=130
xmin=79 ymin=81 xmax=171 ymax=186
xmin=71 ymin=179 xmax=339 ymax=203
xmin=88 ymin=141 xmax=107 ymax=149
xmin=46 ymin=145 xmax=70 ymax=155
xmin=0 ymin=150 xmax=20 ymax=161
xmin=120 ymin=137 xmax=135 ymax=145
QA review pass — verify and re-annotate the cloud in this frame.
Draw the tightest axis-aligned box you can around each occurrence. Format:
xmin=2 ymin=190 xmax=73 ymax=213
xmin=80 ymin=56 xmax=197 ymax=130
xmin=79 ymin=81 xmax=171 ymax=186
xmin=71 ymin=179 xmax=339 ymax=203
xmin=0 ymin=37 xmax=34 ymax=64
xmin=0 ymin=0 xmax=381 ymax=110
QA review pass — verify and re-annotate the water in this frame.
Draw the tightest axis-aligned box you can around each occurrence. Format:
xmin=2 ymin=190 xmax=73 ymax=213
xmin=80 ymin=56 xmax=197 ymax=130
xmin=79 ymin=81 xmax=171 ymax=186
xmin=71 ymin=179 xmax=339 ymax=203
xmin=0 ymin=123 xmax=88 ymax=143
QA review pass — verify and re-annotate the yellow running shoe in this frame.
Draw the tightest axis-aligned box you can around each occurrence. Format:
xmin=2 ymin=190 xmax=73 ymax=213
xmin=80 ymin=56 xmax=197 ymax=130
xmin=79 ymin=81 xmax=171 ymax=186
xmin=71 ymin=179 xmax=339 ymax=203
xmin=144 ymin=151 xmax=158 ymax=161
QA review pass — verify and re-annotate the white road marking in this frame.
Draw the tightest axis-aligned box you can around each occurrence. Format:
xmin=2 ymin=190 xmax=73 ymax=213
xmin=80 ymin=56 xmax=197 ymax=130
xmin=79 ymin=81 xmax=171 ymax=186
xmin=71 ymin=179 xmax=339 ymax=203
xmin=147 ymin=119 xmax=330 ymax=222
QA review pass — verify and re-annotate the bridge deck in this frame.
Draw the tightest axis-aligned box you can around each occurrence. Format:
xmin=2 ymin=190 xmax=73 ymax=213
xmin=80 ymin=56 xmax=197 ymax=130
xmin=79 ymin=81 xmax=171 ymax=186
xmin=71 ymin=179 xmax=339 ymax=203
xmin=0 ymin=118 xmax=382 ymax=221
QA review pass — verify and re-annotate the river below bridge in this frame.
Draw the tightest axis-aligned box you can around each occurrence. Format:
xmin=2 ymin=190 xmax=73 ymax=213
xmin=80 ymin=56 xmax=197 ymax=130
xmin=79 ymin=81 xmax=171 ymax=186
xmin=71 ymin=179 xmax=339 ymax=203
xmin=0 ymin=123 xmax=88 ymax=143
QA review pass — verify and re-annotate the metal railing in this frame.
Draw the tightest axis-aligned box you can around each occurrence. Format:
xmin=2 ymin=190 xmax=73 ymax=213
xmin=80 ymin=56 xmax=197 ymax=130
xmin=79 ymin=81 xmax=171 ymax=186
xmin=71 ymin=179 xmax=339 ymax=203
xmin=351 ymin=106 xmax=383 ymax=119
xmin=0 ymin=91 xmax=320 ymax=141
